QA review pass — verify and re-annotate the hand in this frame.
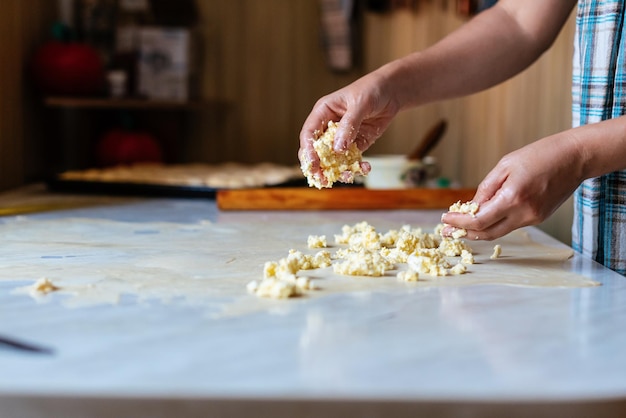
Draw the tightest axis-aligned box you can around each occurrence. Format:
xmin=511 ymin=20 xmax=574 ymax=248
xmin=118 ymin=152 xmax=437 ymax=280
xmin=441 ymin=132 xmax=584 ymax=240
xmin=298 ymin=72 xmax=400 ymax=185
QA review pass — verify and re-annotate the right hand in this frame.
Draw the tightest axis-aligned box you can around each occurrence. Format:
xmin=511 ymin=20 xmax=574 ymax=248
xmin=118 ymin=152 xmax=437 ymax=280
xmin=298 ymin=72 xmax=401 ymax=185
xmin=440 ymin=131 xmax=585 ymax=240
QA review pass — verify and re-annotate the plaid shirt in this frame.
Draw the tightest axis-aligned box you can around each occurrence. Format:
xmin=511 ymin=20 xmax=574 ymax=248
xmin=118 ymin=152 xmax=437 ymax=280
xmin=572 ymin=0 xmax=626 ymax=275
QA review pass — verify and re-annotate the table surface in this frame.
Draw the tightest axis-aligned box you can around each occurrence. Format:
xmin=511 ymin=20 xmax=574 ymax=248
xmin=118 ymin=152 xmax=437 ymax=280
xmin=1 ymin=187 xmax=626 ymax=418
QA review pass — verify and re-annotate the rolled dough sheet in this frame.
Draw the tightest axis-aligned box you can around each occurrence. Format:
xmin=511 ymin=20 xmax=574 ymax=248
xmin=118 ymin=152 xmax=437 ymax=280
xmin=2 ymin=216 xmax=598 ymax=317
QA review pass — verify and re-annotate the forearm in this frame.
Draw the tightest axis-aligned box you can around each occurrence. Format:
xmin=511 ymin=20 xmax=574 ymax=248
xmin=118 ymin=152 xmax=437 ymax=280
xmin=375 ymin=0 xmax=576 ymax=110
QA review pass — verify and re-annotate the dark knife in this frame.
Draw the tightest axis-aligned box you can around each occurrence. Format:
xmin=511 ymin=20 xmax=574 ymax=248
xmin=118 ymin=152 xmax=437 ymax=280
xmin=0 ymin=334 xmax=54 ymax=355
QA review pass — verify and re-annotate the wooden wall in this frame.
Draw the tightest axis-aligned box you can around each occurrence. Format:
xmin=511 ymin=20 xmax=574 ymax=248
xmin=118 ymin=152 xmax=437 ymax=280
xmin=0 ymin=0 xmax=55 ymax=190
xmin=0 ymin=1 xmax=25 ymax=190
xmin=188 ymin=0 xmax=362 ymax=165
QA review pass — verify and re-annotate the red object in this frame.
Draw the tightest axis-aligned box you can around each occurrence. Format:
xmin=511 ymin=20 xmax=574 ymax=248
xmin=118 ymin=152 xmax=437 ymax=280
xmin=96 ymin=129 xmax=163 ymax=166
xmin=31 ymin=40 xmax=104 ymax=96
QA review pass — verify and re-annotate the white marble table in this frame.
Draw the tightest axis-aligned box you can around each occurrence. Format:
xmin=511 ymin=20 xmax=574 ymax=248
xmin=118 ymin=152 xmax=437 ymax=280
xmin=1 ymin=188 xmax=625 ymax=417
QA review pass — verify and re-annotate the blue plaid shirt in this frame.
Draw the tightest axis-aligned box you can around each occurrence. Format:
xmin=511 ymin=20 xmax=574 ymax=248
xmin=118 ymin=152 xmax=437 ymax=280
xmin=572 ymin=0 xmax=626 ymax=275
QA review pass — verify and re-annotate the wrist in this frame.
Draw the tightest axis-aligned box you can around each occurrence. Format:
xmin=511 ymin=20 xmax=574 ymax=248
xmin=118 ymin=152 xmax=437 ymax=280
xmin=374 ymin=55 xmax=423 ymax=111
xmin=573 ymin=116 xmax=626 ymax=179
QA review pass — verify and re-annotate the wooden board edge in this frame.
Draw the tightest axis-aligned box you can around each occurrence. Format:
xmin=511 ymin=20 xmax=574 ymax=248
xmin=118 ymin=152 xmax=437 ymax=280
xmin=216 ymin=187 xmax=477 ymax=211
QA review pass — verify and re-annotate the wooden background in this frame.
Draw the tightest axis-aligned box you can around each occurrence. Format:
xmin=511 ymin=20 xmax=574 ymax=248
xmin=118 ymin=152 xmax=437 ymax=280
xmin=0 ymin=0 xmax=54 ymax=190
xmin=0 ymin=0 xmax=575 ymax=242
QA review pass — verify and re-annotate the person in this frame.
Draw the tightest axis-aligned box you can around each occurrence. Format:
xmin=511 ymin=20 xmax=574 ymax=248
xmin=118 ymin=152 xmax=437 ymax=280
xmin=298 ymin=0 xmax=626 ymax=276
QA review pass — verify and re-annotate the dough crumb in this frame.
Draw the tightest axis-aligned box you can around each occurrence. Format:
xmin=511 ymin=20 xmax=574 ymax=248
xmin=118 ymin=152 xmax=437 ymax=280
xmin=333 ymin=249 xmax=393 ymax=277
xmin=30 ymin=277 xmax=60 ymax=295
xmin=255 ymin=278 xmax=300 ymax=299
xmin=252 ymin=249 xmax=330 ymax=299
xmin=439 ymin=237 xmax=471 ymax=257
xmin=397 ymin=269 xmax=420 ymax=282
xmin=301 ymin=121 xmax=367 ymax=189
xmin=449 ymin=200 xmax=479 ymax=217
xmin=461 ymin=249 xmax=475 ymax=265
xmin=307 ymin=235 xmax=327 ymax=249
xmin=491 ymin=244 xmax=502 ymax=260
xmin=442 ymin=200 xmax=480 ymax=239
xmin=450 ymin=263 xmax=467 ymax=275
xmin=407 ymin=249 xmax=451 ymax=277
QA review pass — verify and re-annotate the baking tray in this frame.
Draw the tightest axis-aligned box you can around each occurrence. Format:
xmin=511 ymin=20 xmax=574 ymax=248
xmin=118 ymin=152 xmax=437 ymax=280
xmin=46 ymin=176 xmax=313 ymax=199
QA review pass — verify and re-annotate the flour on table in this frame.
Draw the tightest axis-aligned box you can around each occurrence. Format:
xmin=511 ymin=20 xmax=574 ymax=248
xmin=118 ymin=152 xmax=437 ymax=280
xmin=1 ymin=217 xmax=600 ymax=313
xmin=300 ymin=121 xmax=367 ymax=189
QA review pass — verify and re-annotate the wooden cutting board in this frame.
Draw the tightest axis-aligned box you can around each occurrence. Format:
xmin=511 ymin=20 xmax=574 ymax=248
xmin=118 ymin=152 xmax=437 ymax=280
xmin=217 ymin=187 xmax=476 ymax=210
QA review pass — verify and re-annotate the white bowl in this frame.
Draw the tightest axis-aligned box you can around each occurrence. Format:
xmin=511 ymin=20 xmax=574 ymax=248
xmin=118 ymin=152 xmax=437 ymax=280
xmin=363 ymin=155 xmax=412 ymax=189
xmin=363 ymin=154 xmax=439 ymax=189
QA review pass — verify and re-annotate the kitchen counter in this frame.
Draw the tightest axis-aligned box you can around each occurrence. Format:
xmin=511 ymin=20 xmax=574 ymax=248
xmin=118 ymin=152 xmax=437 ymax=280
xmin=1 ymin=186 xmax=625 ymax=417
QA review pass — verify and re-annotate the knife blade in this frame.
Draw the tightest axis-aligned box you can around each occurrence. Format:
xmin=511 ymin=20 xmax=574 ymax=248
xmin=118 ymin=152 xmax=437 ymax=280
xmin=0 ymin=334 xmax=54 ymax=355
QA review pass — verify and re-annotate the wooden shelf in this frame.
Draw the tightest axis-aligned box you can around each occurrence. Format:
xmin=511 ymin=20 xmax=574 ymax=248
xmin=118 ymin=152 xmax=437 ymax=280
xmin=44 ymin=97 xmax=210 ymax=110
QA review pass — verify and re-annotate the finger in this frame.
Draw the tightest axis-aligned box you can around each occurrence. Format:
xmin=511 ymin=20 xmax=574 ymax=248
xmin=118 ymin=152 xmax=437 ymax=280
xmin=334 ymin=111 xmax=366 ymax=152
xmin=299 ymin=117 xmax=326 ymax=149
xmin=354 ymin=132 xmax=378 ymax=152
xmin=298 ymin=139 xmax=328 ymax=187
xmin=462 ymin=215 xmax=518 ymax=241
xmin=441 ymin=214 xmax=511 ymax=241
xmin=441 ymin=197 xmax=508 ymax=235
xmin=473 ymin=168 xmax=508 ymax=205
xmin=299 ymin=141 xmax=320 ymax=170
xmin=299 ymin=101 xmax=338 ymax=148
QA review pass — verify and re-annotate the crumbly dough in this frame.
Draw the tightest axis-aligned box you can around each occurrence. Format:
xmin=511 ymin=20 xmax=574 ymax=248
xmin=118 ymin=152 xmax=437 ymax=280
xmin=249 ymin=220 xmax=479 ymax=298
xmin=449 ymin=200 xmax=479 ymax=217
xmin=438 ymin=238 xmax=472 ymax=257
xmin=333 ymin=249 xmax=393 ymax=277
xmin=300 ymin=121 xmax=367 ymax=189
xmin=450 ymin=262 xmax=467 ymax=275
xmin=407 ymin=249 xmax=452 ymax=277
xmin=248 ymin=250 xmax=331 ymax=299
xmin=461 ymin=249 xmax=475 ymax=265
xmin=444 ymin=200 xmax=480 ymax=239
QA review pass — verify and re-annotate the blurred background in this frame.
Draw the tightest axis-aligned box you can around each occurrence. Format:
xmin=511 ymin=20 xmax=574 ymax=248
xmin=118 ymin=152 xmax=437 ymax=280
xmin=0 ymin=0 xmax=574 ymax=242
